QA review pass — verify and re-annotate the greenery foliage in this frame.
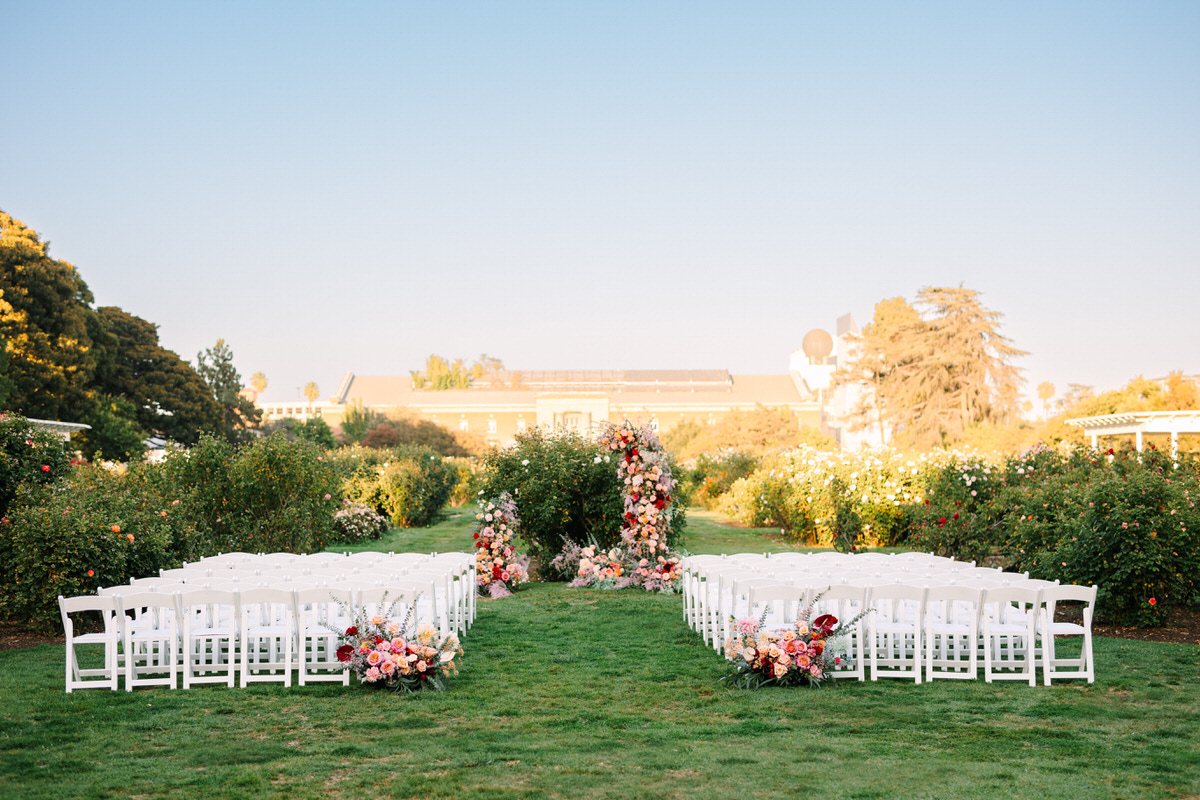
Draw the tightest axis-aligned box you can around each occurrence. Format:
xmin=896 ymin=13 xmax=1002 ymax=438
xmin=91 ymin=306 xmax=222 ymax=447
xmin=337 ymin=444 xmax=458 ymax=528
xmin=195 ymin=339 xmax=261 ymax=444
xmin=1 ymin=213 xmax=224 ymax=457
xmin=445 ymin=457 xmax=483 ymax=507
xmin=663 ymin=406 xmax=835 ymax=462
xmin=679 ymin=450 xmax=762 ymax=510
xmin=361 ymin=416 xmax=479 ymax=456
xmin=479 ymin=428 xmax=626 ymax=578
xmin=329 ymin=502 xmax=390 ymax=544
xmin=0 ymin=466 xmax=179 ymax=628
xmin=159 ymin=433 xmax=340 ymax=557
xmin=721 ymin=445 xmax=924 ymax=549
xmin=259 ymin=416 xmax=337 ymax=449
xmin=0 ymin=413 xmax=70 ymax=519
xmin=337 ymin=398 xmax=375 ymax=444
xmin=833 ymin=287 xmax=1027 ymax=449
xmin=409 ymin=353 xmax=503 ymax=390
xmin=722 ymin=441 xmax=1199 ymax=625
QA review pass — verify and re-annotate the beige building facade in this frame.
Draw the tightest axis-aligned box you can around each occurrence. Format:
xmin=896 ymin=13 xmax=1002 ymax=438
xmin=259 ymin=367 xmax=828 ymax=448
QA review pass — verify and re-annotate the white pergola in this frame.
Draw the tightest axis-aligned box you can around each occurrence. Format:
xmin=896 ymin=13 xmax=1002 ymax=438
xmin=1064 ymin=410 xmax=1200 ymax=458
xmin=27 ymin=417 xmax=92 ymax=442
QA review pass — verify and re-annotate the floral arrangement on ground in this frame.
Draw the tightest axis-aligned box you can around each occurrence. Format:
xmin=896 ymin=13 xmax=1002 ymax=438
xmin=722 ymin=596 xmax=864 ymax=689
xmin=473 ymin=492 xmax=529 ymax=598
xmin=551 ymin=540 xmax=683 ymax=594
xmin=335 ymin=595 xmax=462 ymax=692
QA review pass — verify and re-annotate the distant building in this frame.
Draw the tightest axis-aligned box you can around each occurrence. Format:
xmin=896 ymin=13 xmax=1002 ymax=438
xmin=256 ymin=321 xmax=880 ymax=448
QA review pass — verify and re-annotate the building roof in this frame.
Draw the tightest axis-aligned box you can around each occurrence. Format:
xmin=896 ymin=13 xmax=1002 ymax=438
xmin=331 ymin=371 xmax=812 ymax=409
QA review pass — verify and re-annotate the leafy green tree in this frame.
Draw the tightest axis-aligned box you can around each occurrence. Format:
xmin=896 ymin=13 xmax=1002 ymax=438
xmin=300 ymin=416 xmax=336 ymax=449
xmin=77 ymin=395 xmax=147 ymax=462
xmin=92 ymin=306 xmax=221 ymax=446
xmin=338 ymin=398 xmax=375 ymax=444
xmin=410 ymin=354 xmax=505 ymax=390
xmin=836 ymin=287 xmax=1026 ymax=449
xmin=0 ymin=333 xmax=16 ymax=408
xmin=666 ymin=406 xmax=835 ymax=461
xmin=195 ymin=339 xmax=261 ymax=443
xmin=897 ymin=287 xmax=1026 ymax=447
xmin=258 ymin=416 xmax=337 ymax=449
xmin=0 ymin=210 xmax=100 ymax=422
xmin=833 ymin=297 xmax=924 ymax=446
xmin=361 ymin=416 xmax=472 ymax=456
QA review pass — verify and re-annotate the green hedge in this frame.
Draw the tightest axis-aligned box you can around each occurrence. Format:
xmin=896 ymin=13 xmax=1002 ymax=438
xmin=0 ymin=413 xmax=70 ymax=520
xmin=1 ymin=433 xmax=344 ymax=629
xmin=161 ymin=433 xmax=341 ymax=557
xmin=336 ymin=444 xmax=458 ymax=528
xmin=479 ymin=429 xmax=626 ymax=578
xmin=0 ymin=468 xmax=178 ymax=628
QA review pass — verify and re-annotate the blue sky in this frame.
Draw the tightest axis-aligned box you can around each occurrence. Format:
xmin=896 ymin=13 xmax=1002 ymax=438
xmin=3 ymin=2 xmax=1197 ymax=406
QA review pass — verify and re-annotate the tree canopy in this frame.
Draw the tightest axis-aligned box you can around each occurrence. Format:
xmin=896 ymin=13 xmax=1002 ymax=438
xmin=93 ymin=306 xmax=222 ymax=445
xmin=0 ymin=210 xmax=234 ymax=457
xmin=0 ymin=210 xmax=100 ymax=422
xmin=196 ymin=339 xmax=261 ymax=444
xmin=834 ymin=286 xmax=1027 ymax=449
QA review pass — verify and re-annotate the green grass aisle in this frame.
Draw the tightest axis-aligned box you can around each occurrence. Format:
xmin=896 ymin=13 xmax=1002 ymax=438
xmin=1 ymin=581 xmax=1198 ymax=799
xmin=1 ymin=509 xmax=1197 ymax=799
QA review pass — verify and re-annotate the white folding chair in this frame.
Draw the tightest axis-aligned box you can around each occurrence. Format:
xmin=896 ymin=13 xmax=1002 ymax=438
xmin=116 ymin=592 xmax=178 ymax=691
xmin=293 ymin=587 xmax=354 ymax=686
xmin=1039 ymin=584 xmax=1097 ymax=685
xmin=924 ymin=585 xmax=982 ymax=682
xmin=744 ymin=582 xmax=808 ymax=632
xmin=59 ymin=595 xmax=121 ymax=692
xmin=176 ymin=589 xmax=239 ymax=689
xmin=238 ymin=587 xmax=294 ymax=687
xmin=355 ymin=586 xmax=415 ymax=632
xmin=402 ymin=570 xmax=457 ymax=636
xmin=867 ymin=584 xmax=927 ymax=683
xmin=981 ymin=586 xmax=1041 ymax=686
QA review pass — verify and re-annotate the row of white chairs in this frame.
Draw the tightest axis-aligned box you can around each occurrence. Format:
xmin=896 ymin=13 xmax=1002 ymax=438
xmin=58 ymin=551 xmax=475 ymax=693
xmin=59 ymin=584 xmax=436 ymax=692
xmin=133 ymin=551 xmax=475 ymax=636
xmin=682 ymin=553 xmax=1028 ymax=647
xmin=681 ymin=553 xmax=1097 ymax=685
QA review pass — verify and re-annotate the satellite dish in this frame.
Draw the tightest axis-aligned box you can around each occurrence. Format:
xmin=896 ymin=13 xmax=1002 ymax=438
xmin=802 ymin=329 xmax=834 ymax=364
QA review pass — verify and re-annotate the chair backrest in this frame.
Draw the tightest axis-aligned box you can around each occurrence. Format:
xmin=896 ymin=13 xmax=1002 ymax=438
xmin=59 ymin=594 xmax=119 ymax=630
xmin=116 ymin=591 xmax=178 ymax=631
xmin=925 ymin=584 xmax=983 ymax=624
xmin=176 ymin=588 xmax=239 ymax=629
xmin=356 ymin=586 xmax=413 ymax=621
xmin=237 ymin=587 xmax=294 ymax=627
xmin=981 ymin=586 xmax=1042 ymax=625
xmin=1039 ymin=583 xmax=1097 ymax=619
xmin=293 ymin=587 xmax=355 ymax=629
xmin=867 ymin=584 xmax=928 ymax=624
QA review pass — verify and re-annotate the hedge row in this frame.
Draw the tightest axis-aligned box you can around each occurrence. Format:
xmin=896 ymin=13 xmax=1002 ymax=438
xmin=721 ymin=444 xmax=1200 ymax=626
xmin=0 ymin=428 xmax=459 ymax=630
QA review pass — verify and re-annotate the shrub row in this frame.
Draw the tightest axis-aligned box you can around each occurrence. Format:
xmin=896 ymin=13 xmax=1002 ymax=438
xmin=721 ymin=444 xmax=1200 ymax=626
xmin=0 ymin=432 xmax=461 ymax=629
xmin=329 ymin=444 xmax=458 ymax=528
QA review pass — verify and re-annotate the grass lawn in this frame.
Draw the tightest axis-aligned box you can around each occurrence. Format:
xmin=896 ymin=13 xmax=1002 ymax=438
xmin=1 ymin=509 xmax=1197 ymax=799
